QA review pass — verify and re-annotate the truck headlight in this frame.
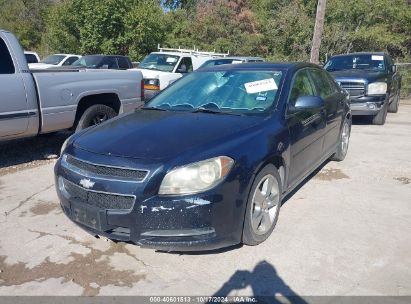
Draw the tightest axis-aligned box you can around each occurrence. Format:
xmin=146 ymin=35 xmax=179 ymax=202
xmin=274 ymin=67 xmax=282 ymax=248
xmin=144 ymin=79 xmax=160 ymax=90
xmin=368 ymin=82 xmax=387 ymax=95
xmin=159 ymin=156 xmax=234 ymax=195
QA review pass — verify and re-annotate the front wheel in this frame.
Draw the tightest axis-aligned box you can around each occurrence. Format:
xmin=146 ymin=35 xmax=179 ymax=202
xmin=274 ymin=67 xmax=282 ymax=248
xmin=372 ymin=102 xmax=388 ymax=125
xmin=331 ymin=117 xmax=351 ymax=162
xmin=242 ymin=164 xmax=282 ymax=246
xmin=75 ymin=104 xmax=116 ymax=132
xmin=388 ymin=90 xmax=400 ymax=113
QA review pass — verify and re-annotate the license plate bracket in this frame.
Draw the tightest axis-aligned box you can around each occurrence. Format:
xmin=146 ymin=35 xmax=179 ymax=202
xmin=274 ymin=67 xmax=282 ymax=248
xmin=70 ymin=202 xmax=102 ymax=231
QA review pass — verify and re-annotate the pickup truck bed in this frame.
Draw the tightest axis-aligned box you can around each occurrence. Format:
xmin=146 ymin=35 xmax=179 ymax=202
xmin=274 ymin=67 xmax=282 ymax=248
xmin=0 ymin=29 xmax=143 ymax=141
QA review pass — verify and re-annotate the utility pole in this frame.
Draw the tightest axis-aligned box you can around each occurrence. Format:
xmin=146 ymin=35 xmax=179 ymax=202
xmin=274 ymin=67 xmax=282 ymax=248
xmin=310 ymin=0 xmax=327 ymax=64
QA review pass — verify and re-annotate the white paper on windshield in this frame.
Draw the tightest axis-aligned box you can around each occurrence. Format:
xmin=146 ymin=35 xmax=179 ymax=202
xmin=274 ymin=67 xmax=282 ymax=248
xmin=232 ymin=60 xmax=243 ymax=64
xmin=166 ymin=57 xmax=177 ymax=63
xmin=372 ymin=55 xmax=384 ymax=61
xmin=244 ymin=78 xmax=278 ymax=94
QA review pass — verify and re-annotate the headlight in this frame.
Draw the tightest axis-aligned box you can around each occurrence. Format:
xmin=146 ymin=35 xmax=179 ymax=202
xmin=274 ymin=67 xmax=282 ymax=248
xmin=368 ymin=82 xmax=387 ymax=95
xmin=60 ymin=136 xmax=71 ymax=155
xmin=144 ymin=79 xmax=160 ymax=90
xmin=159 ymin=156 xmax=234 ymax=195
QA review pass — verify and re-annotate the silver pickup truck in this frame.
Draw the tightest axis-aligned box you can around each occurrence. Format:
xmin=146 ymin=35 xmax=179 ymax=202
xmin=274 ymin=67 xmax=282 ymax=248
xmin=0 ymin=30 xmax=143 ymax=141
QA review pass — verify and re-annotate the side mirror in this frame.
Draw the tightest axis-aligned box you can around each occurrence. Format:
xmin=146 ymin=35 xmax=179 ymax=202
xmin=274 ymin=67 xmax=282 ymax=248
xmin=290 ymin=96 xmax=324 ymax=113
xmin=392 ymin=65 xmax=397 ymax=73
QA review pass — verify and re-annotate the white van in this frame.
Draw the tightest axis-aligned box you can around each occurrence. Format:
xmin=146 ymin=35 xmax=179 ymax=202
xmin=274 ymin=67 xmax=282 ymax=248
xmin=135 ymin=47 xmax=229 ymax=100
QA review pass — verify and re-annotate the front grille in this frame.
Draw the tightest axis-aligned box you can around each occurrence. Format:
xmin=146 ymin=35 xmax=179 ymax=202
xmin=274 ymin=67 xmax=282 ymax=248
xmin=65 ymin=155 xmax=148 ymax=181
xmin=63 ymin=178 xmax=135 ymax=210
xmin=339 ymin=82 xmax=365 ymax=97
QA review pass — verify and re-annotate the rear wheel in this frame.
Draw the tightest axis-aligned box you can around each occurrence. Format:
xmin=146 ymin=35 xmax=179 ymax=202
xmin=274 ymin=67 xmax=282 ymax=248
xmin=75 ymin=104 xmax=116 ymax=132
xmin=388 ymin=91 xmax=400 ymax=113
xmin=332 ymin=117 xmax=351 ymax=162
xmin=243 ymin=164 xmax=282 ymax=246
xmin=372 ymin=102 xmax=388 ymax=125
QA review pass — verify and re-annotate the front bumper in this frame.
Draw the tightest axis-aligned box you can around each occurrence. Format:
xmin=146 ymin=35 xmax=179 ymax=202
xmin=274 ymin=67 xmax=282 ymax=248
xmin=144 ymin=89 xmax=160 ymax=102
xmin=350 ymin=95 xmax=386 ymax=116
xmin=54 ymin=152 xmax=244 ymax=251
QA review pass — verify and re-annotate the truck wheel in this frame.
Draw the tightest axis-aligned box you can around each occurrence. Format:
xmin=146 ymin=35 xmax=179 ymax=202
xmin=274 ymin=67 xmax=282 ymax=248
xmin=75 ymin=104 xmax=116 ymax=132
xmin=331 ymin=117 xmax=351 ymax=162
xmin=372 ymin=102 xmax=388 ymax=125
xmin=242 ymin=164 xmax=282 ymax=246
xmin=388 ymin=91 xmax=400 ymax=113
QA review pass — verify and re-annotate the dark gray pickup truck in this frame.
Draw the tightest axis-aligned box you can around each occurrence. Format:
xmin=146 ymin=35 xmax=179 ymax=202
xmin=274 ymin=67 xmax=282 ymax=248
xmin=325 ymin=52 xmax=401 ymax=125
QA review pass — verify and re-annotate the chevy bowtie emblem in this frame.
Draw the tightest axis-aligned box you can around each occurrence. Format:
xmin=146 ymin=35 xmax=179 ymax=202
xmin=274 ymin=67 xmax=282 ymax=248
xmin=79 ymin=178 xmax=95 ymax=189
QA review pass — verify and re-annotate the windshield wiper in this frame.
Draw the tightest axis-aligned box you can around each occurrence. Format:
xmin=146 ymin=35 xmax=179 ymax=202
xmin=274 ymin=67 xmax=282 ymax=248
xmin=143 ymin=107 xmax=168 ymax=111
xmin=191 ymin=107 xmax=243 ymax=116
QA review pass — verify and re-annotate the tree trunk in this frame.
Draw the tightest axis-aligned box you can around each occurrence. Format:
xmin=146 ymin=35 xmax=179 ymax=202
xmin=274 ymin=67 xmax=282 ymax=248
xmin=310 ymin=0 xmax=327 ymax=64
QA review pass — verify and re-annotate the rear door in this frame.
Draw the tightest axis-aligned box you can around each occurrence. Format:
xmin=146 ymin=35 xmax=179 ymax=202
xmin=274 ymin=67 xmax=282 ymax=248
xmin=0 ymin=36 xmax=29 ymax=137
xmin=286 ymin=69 xmax=327 ymax=186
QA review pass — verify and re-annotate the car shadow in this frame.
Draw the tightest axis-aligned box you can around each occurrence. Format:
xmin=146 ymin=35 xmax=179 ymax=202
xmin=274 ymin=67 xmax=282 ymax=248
xmin=0 ymin=131 xmax=71 ymax=169
xmin=211 ymin=260 xmax=308 ymax=303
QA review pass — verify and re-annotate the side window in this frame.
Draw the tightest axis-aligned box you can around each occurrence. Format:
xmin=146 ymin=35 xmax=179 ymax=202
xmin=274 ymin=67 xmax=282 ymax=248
xmin=25 ymin=54 xmax=38 ymax=64
xmin=0 ymin=38 xmax=15 ymax=74
xmin=63 ymin=56 xmax=79 ymax=66
xmin=101 ymin=57 xmax=118 ymax=69
xmin=289 ymin=70 xmax=315 ymax=106
xmin=117 ymin=57 xmax=130 ymax=69
xmin=177 ymin=57 xmax=193 ymax=73
xmin=309 ymin=69 xmax=336 ymax=99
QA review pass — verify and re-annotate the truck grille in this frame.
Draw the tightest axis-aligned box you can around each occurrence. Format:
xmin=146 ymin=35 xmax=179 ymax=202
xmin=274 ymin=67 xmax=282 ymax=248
xmin=339 ymin=82 xmax=365 ymax=97
xmin=62 ymin=178 xmax=135 ymax=210
xmin=65 ymin=155 xmax=148 ymax=181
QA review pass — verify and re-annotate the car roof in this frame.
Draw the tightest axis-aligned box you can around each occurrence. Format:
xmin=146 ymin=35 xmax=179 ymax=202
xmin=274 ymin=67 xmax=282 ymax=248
xmin=198 ymin=62 xmax=319 ymax=72
xmin=329 ymin=52 xmax=386 ymax=58
xmin=83 ymin=54 xmax=128 ymax=58
xmin=206 ymin=57 xmax=264 ymax=61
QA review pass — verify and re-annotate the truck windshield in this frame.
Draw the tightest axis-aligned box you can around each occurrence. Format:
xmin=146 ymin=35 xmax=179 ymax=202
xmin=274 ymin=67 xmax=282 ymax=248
xmin=146 ymin=70 xmax=283 ymax=114
xmin=324 ymin=54 xmax=385 ymax=72
xmin=42 ymin=55 xmax=66 ymax=65
xmin=138 ymin=54 xmax=179 ymax=72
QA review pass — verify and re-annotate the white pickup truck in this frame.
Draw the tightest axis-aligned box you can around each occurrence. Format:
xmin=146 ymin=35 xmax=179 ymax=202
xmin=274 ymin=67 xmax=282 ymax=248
xmin=0 ymin=30 xmax=143 ymax=141
xmin=135 ymin=47 xmax=228 ymax=100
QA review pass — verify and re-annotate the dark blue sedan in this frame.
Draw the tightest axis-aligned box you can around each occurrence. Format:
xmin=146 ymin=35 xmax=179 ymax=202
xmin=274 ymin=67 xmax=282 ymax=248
xmin=55 ymin=63 xmax=351 ymax=251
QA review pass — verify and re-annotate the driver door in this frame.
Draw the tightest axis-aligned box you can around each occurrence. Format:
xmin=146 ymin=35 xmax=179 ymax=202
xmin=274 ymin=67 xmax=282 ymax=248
xmin=286 ymin=69 xmax=326 ymax=187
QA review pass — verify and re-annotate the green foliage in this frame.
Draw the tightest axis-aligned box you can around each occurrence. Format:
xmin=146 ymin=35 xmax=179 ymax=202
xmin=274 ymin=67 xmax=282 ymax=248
xmin=0 ymin=0 xmax=49 ymax=52
xmin=46 ymin=0 xmax=165 ymax=60
xmin=2 ymin=0 xmax=411 ymax=65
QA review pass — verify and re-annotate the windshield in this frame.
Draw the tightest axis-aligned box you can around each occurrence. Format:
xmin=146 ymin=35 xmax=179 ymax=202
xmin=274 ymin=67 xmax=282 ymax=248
xmin=146 ymin=70 xmax=283 ymax=114
xmin=138 ymin=53 xmax=180 ymax=72
xmin=324 ymin=54 xmax=385 ymax=72
xmin=200 ymin=59 xmax=243 ymax=69
xmin=72 ymin=56 xmax=105 ymax=68
xmin=41 ymin=55 xmax=65 ymax=65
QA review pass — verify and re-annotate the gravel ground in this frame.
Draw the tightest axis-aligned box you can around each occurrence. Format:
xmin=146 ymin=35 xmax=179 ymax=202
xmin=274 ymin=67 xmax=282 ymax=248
xmin=0 ymin=132 xmax=71 ymax=177
xmin=0 ymin=103 xmax=410 ymax=298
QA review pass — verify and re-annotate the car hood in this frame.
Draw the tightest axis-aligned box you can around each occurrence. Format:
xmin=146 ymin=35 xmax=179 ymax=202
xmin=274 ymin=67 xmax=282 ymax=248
xmin=133 ymin=68 xmax=173 ymax=78
xmin=28 ymin=63 xmax=55 ymax=69
xmin=329 ymin=69 xmax=387 ymax=83
xmin=74 ymin=110 xmax=263 ymax=160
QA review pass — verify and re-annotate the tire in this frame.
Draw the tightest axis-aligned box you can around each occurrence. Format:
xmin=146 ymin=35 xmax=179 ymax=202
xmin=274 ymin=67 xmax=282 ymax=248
xmin=75 ymin=104 xmax=116 ymax=132
xmin=242 ymin=164 xmax=282 ymax=246
xmin=372 ymin=101 xmax=388 ymax=125
xmin=331 ymin=117 xmax=351 ymax=162
xmin=388 ymin=91 xmax=400 ymax=113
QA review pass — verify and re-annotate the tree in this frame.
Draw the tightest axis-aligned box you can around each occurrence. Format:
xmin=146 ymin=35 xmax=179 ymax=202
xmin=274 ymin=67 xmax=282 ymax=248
xmin=310 ymin=0 xmax=326 ymax=64
xmin=0 ymin=0 xmax=50 ymax=52
xmin=45 ymin=0 xmax=166 ymax=60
